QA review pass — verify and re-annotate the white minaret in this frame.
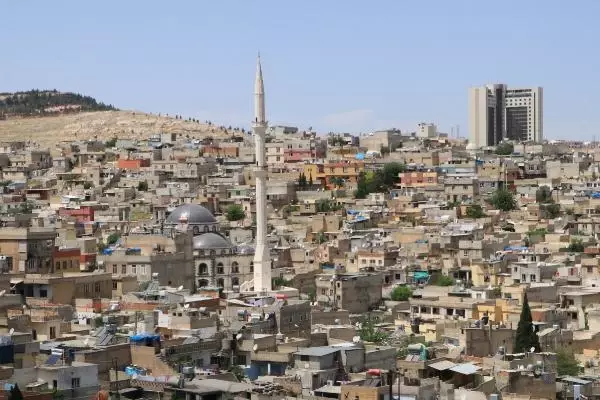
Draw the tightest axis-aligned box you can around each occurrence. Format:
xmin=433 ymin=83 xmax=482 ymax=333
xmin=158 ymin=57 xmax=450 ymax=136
xmin=252 ymin=55 xmax=272 ymax=293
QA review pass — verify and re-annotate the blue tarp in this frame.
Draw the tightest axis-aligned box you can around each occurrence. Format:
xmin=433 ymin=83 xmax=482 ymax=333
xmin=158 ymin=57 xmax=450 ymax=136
xmin=504 ymin=246 xmax=529 ymax=251
xmin=592 ymin=192 xmax=600 ymax=199
xmin=355 ymin=153 xmax=365 ymax=160
xmin=130 ymin=334 xmax=160 ymax=343
xmin=347 ymin=210 xmax=359 ymax=215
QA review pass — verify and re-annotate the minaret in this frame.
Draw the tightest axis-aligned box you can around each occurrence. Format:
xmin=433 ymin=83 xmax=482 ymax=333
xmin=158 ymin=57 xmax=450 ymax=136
xmin=252 ymin=55 xmax=272 ymax=293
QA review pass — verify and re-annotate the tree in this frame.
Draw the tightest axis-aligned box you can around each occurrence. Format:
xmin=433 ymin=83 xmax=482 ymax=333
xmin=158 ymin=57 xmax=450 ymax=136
xmin=390 ymin=285 xmax=412 ymax=301
xmin=137 ymin=180 xmax=149 ymax=191
xmin=330 ymin=177 xmax=345 ymax=188
xmin=83 ymin=181 xmax=94 ymax=189
xmin=514 ymin=293 xmax=540 ymax=353
xmin=105 ymin=137 xmax=118 ymax=148
xmin=358 ymin=318 xmax=389 ymax=344
xmin=437 ymin=275 xmax=455 ymax=287
xmin=9 ymin=384 xmax=23 ymax=400
xmin=354 ymin=173 xmax=370 ymax=199
xmin=226 ymin=204 xmax=246 ymax=221
xmin=535 ymin=186 xmax=554 ymax=203
xmin=495 ymin=142 xmax=514 ymax=155
xmin=466 ymin=204 xmax=486 ymax=219
xmin=106 ymin=232 xmax=120 ymax=245
xmin=308 ymin=173 xmax=313 ymax=187
xmin=567 ymin=238 xmax=585 ymax=253
xmin=298 ymin=172 xmax=307 ymax=188
xmin=543 ymin=203 xmax=561 ymax=219
xmin=490 ymin=188 xmax=516 ymax=211
xmin=380 ymin=162 xmax=406 ymax=187
xmin=556 ymin=348 xmax=581 ymax=376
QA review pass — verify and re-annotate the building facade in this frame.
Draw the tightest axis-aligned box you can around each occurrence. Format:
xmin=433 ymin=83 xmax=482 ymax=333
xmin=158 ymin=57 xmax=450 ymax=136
xmin=469 ymin=84 xmax=543 ymax=147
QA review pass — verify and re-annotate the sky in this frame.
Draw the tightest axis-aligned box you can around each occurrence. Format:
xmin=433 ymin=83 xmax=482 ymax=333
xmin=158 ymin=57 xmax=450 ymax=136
xmin=3 ymin=1 xmax=600 ymax=139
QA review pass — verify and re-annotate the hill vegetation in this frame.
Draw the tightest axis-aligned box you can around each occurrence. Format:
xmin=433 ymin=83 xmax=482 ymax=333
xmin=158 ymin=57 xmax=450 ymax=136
xmin=0 ymin=89 xmax=116 ymax=119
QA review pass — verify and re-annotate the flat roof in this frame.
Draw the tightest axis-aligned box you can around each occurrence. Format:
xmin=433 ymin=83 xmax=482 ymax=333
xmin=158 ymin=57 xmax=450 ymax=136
xmin=428 ymin=360 xmax=457 ymax=371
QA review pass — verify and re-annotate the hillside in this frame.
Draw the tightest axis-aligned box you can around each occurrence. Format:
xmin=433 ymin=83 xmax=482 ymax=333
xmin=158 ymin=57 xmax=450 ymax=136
xmin=0 ymin=111 xmax=234 ymax=146
xmin=0 ymin=89 xmax=116 ymax=118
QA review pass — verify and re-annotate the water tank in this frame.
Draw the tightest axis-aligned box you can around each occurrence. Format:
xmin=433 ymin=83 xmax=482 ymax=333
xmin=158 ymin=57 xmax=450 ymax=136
xmin=553 ymin=324 xmax=560 ymax=330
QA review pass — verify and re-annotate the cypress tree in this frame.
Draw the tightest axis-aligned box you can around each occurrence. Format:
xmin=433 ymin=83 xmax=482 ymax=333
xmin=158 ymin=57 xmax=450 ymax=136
xmin=9 ymin=384 xmax=24 ymax=400
xmin=514 ymin=293 xmax=540 ymax=353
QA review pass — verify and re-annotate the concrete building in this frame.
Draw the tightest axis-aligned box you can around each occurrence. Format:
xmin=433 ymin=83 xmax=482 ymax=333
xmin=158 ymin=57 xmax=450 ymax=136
xmin=315 ymin=273 xmax=383 ymax=313
xmin=416 ymin=122 xmax=437 ymax=138
xmin=469 ymin=84 xmax=543 ymax=147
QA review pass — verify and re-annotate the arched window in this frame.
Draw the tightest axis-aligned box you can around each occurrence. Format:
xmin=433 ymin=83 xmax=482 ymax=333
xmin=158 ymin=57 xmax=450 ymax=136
xmin=198 ymin=279 xmax=209 ymax=288
xmin=193 ymin=226 xmax=200 ymax=235
xmin=203 ymin=226 xmax=209 ymax=233
xmin=216 ymin=278 xmax=224 ymax=288
xmin=232 ymin=277 xmax=239 ymax=286
xmin=212 ymin=225 xmax=217 ymax=232
xmin=217 ymin=262 xmax=224 ymax=274
xmin=198 ymin=263 xmax=208 ymax=275
xmin=231 ymin=262 xmax=239 ymax=273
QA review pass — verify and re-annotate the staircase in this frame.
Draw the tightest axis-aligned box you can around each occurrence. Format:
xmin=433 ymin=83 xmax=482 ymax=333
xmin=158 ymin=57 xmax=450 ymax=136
xmin=240 ymin=279 xmax=254 ymax=293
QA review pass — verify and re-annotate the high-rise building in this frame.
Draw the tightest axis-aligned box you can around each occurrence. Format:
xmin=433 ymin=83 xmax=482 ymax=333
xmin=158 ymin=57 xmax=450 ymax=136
xmin=468 ymin=84 xmax=543 ymax=148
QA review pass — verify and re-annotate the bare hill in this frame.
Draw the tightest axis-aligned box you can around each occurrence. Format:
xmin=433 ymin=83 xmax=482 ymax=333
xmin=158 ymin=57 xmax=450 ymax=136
xmin=0 ymin=111 xmax=234 ymax=146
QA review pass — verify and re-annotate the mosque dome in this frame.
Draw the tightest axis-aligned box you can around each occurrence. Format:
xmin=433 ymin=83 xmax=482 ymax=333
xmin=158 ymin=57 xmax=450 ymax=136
xmin=166 ymin=203 xmax=217 ymax=225
xmin=193 ymin=232 xmax=232 ymax=250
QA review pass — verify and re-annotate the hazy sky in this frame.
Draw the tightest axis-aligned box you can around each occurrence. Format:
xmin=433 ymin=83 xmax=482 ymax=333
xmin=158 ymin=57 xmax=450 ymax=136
xmin=3 ymin=1 xmax=599 ymax=139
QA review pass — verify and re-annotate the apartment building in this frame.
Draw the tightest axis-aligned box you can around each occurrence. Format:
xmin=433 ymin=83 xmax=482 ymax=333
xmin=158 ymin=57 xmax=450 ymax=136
xmin=469 ymin=83 xmax=543 ymax=147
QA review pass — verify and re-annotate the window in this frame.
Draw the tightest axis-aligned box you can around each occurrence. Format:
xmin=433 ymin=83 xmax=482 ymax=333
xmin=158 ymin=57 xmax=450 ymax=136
xmin=250 ymin=262 xmax=254 ymax=273
xmin=121 ymin=265 xmax=126 ymax=274
xmin=50 ymin=326 xmax=56 ymax=339
xmin=217 ymin=262 xmax=224 ymax=274
xmin=217 ymin=278 xmax=224 ymax=287
xmin=132 ymin=265 xmax=137 ymax=274
xmin=94 ymin=282 xmax=100 ymax=292
xmin=56 ymin=261 xmax=60 ymax=270
xmin=71 ymin=378 xmax=80 ymax=388
xmin=232 ymin=277 xmax=239 ymax=286
xmin=198 ymin=263 xmax=208 ymax=275
xmin=62 ymin=261 xmax=67 ymax=269
xmin=231 ymin=262 xmax=239 ymax=273
xmin=300 ymin=355 xmax=309 ymax=362
xmin=112 ymin=281 xmax=118 ymax=290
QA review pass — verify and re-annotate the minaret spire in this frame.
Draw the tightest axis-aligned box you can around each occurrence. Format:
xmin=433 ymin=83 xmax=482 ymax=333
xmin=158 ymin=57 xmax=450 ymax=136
xmin=250 ymin=54 xmax=271 ymax=293
xmin=254 ymin=54 xmax=266 ymax=125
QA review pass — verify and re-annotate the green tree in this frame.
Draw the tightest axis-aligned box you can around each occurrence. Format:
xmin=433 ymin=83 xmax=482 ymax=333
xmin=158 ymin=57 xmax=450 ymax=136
xmin=380 ymin=162 xmax=406 ymax=187
xmin=272 ymin=277 xmax=292 ymax=288
xmin=83 ymin=181 xmax=94 ymax=189
xmin=106 ymin=232 xmax=121 ymax=245
xmin=137 ymin=180 xmax=149 ymax=191
xmin=495 ymin=142 xmax=514 ymax=155
xmin=298 ymin=172 xmax=307 ymax=188
xmin=466 ymin=204 xmax=486 ymax=219
xmin=308 ymin=173 xmax=313 ymax=187
xmin=490 ymin=188 xmax=517 ymax=211
xmin=543 ymin=203 xmax=561 ymax=219
xmin=535 ymin=186 xmax=554 ymax=203
xmin=355 ymin=173 xmax=370 ymax=199
xmin=390 ymin=285 xmax=412 ymax=301
xmin=330 ymin=177 xmax=345 ymax=188
xmin=105 ymin=137 xmax=118 ymax=148
xmin=514 ymin=293 xmax=540 ymax=353
xmin=437 ymin=275 xmax=455 ymax=287
xmin=9 ymin=384 xmax=24 ymax=400
xmin=567 ymin=239 xmax=585 ymax=253
xmin=226 ymin=204 xmax=246 ymax=221
xmin=358 ymin=318 xmax=389 ymax=344
xmin=556 ymin=348 xmax=581 ymax=376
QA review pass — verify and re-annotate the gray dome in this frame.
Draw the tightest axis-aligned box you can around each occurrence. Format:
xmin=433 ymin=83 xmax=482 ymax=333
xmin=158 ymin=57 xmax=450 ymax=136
xmin=166 ymin=203 xmax=216 ymax=225
xmin=193 ymin=232 xmax=232 ymax=250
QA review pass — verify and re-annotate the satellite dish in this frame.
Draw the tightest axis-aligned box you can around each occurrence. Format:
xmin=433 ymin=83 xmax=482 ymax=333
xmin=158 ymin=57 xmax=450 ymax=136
xmin=177 ymin=285 xmax=184 ymax=291
xmin=530 ymin=347 xmax=536 ymax=353
xmin=334 ymin=319 xmax=341 ymax=325
xmin=352 ymin=336 xmax=361 ymax=343
xmin=8 ymin=328 xmax=14 ymax=336
xmin=253 ymin=344 xmax=258 ymax=352
xmin=183 ymin=303 xmax=190 ymax=309
xmin=236 ymin=333 xmax=243 ymax=340
xmin=83 ymin=338 xmax=90 ymax=346
xmin=0 ymin=290 xmax=6 ymax=297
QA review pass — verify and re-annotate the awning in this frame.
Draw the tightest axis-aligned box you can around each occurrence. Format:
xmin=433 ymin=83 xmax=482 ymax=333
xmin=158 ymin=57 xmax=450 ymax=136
xmin=9 ymin=279 xmax=23 ymax=285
